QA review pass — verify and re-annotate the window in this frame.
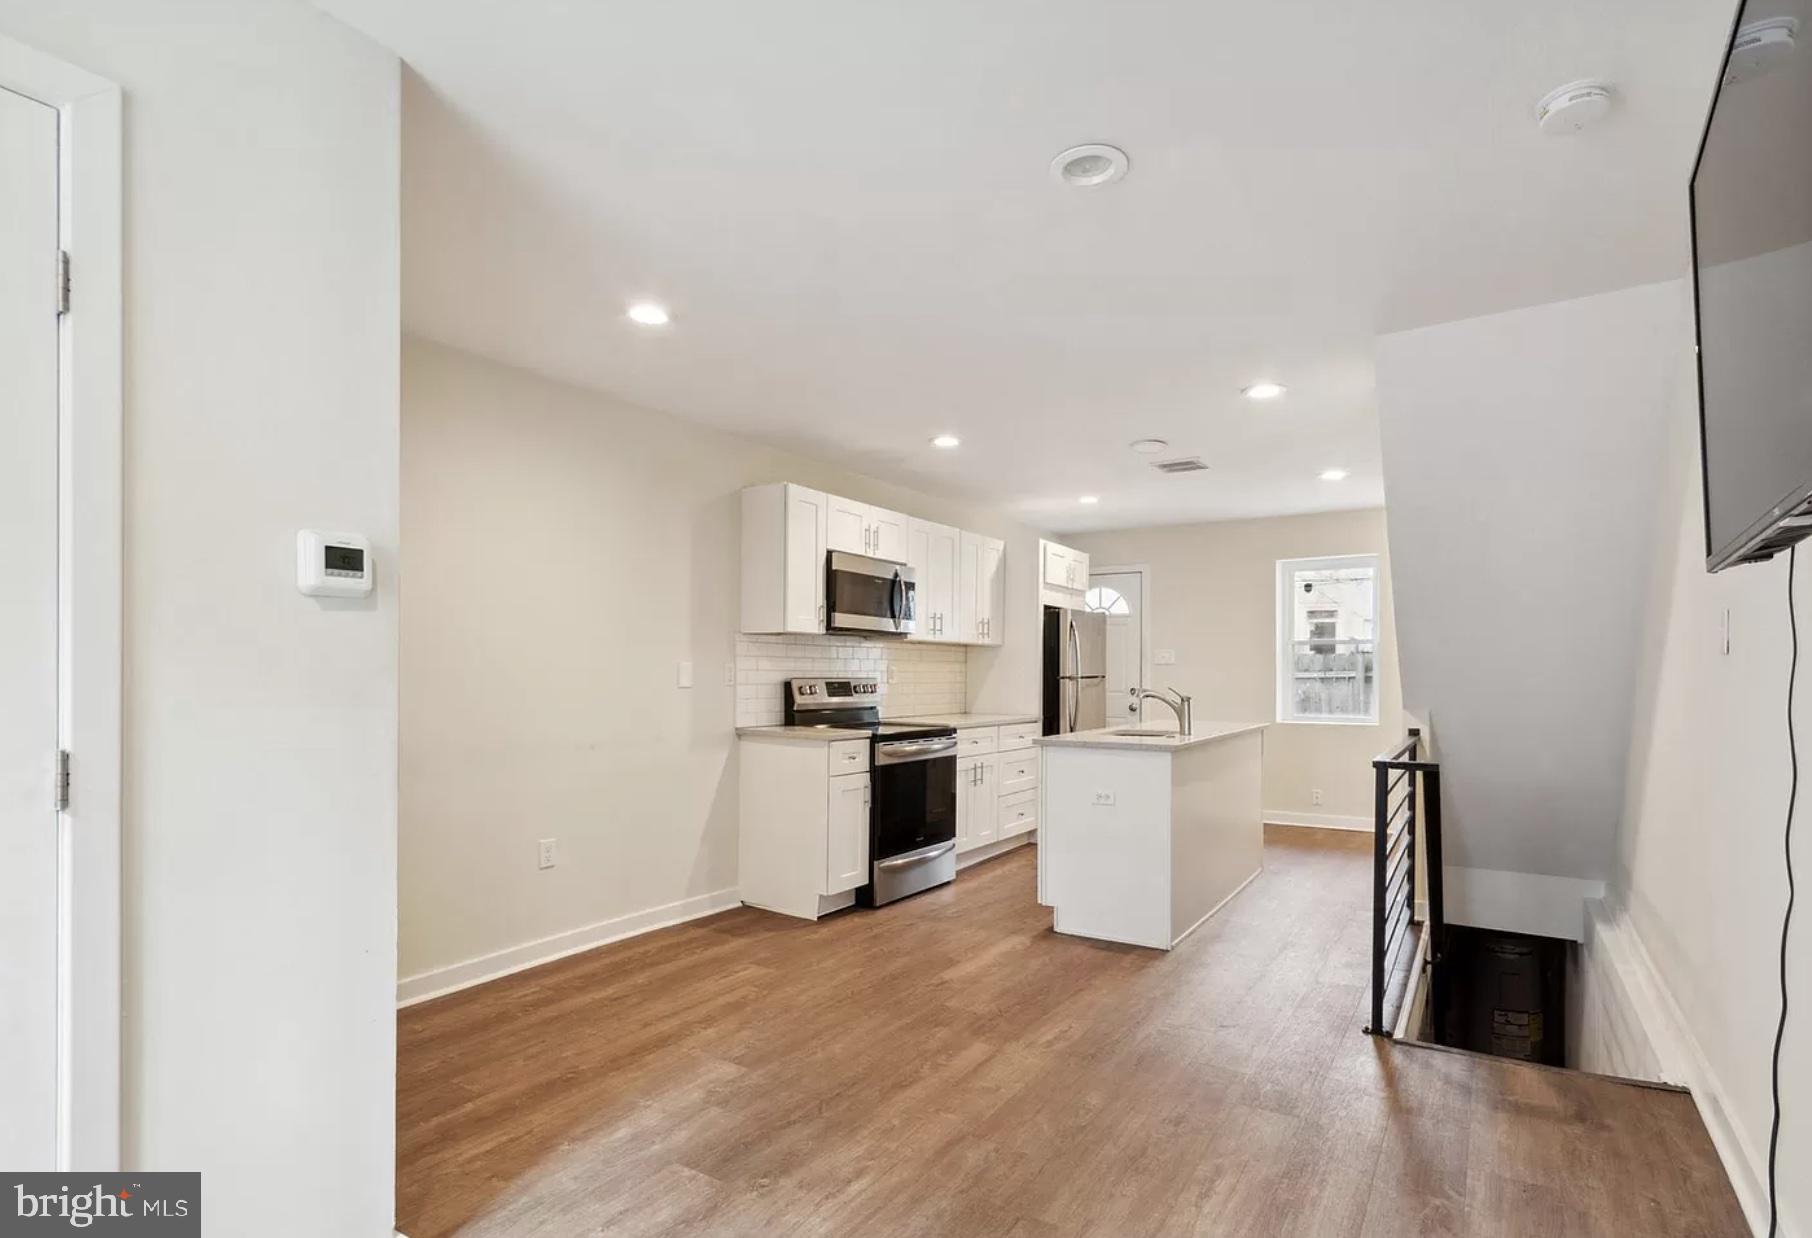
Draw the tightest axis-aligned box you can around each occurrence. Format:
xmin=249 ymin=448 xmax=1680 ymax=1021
xmin=1277 ymin=554 xmax=1379 ymax=724
xmin=1084 ymin=585 xmax=1131 ymax=616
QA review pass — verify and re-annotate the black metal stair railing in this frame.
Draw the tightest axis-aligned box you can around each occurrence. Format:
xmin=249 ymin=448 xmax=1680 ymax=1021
xmin=1365 ymin=727 xmax=1445 ymax=1037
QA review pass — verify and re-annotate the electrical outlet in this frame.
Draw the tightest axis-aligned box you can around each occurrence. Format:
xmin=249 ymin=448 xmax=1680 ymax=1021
xmin=537 ymin=838 xmax=557 ymax=870
xmin=886 ymin=664 xmax=897 ymax=684
xmin=1312 ymin=788 xmax=1324 ymax=806
xmin=676 ymin=660 xmax=693 ymax=689
xmin=1093 ymin=790 xmax=1116 ymax=806
xmin=723 ymin=661 xmax=737 ymax=686
xmin=1154 ymin=649 xmax=1177 ymax=666
xmin=1720 ymin=607 xmax=1731 ymax=656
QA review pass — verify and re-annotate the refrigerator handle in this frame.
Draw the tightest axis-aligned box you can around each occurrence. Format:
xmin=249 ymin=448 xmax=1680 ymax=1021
xmin=1068 ymin=616 xmax=1081 ymax=731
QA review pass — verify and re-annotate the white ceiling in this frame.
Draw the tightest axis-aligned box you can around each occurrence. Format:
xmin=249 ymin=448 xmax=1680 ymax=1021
xmin=319 ymin=0 xmax=1733 ymax=532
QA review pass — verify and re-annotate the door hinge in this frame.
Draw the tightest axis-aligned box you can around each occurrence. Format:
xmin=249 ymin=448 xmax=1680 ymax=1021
xmin=54 ymin=750 xmax=70 ymax=812
xmin=56 ymin=250 xmax=70 ymax=316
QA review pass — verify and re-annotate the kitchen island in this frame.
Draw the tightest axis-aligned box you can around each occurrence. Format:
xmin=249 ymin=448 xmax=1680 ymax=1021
xmin=1036 ymin=721 xmax=1266 ymax=950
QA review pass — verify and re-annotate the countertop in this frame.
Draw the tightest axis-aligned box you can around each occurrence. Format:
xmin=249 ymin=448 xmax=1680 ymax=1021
xmin=737 ymin=711 xmax=1040 ymax=743
xmin=1035 ymin=721 xmax=1267 ymax=752
xmin=736 ymin=726 xmax=867 ymax=743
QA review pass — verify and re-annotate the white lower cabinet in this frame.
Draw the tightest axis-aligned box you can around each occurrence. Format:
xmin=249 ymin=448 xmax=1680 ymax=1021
xmin=998 ymin=749 xmax=1038 ymax=797
xmin=953 ymin=723 xmax=1040 ymax=855
xmin=827 ymin=772 xmax=871 ymax=893
xmin=999 ymin=789 xmax=1039 ymax=839
xmin=740 ymin=737 xmax=874 ymax=920
xmin=957 ymin=753 xmax=999 ymax=852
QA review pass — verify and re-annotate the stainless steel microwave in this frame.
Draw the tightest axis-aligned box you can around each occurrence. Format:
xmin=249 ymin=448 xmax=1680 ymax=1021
xmin=827 ymin=550 xmax=916 ymax=637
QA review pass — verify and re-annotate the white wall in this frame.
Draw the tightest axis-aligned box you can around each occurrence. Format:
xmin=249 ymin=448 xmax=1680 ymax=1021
xmin=1062 ymin=508 xmax=1403 ymax=826
xmin=1609 ymin=332 xmax=1809 ymax=1236
xmin=1375 ymin=280 xmax=1687 ymax=937
xmin=400 ymin=338 xmax=1041 ymax=989
xmin=0 ymin=2 xmax=400 ymax=1234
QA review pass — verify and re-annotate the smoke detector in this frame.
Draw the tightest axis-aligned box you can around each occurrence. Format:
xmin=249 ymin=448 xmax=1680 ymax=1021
xmin=1536 ymin=80 xmax=1614 ymax=134
xmin=1725 ymin=17 xmax=1798 ymax=86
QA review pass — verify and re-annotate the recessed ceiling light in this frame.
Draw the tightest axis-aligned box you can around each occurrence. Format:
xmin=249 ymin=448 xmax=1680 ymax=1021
xmin=1078 ymin=495 xmax=1100 ymax=504
xmin=1050 ymin=144 xmax=1129 ymax=188
xmin=931 ymin=434 xmax=961 ymax=449
xmin=626 ymin=301 xmax=671 ymax=326
xmin=1242 ymin=381 xmax=1286 ymax=401
xmin=1319 ymin=468 xmax=1349 ymax=482
xmin=1129 ymin=438 xmax=1169 ymax=455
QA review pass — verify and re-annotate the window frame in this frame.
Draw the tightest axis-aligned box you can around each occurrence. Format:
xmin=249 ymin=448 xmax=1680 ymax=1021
xmin=1275 ymin=553 xmax=1381 ymax=727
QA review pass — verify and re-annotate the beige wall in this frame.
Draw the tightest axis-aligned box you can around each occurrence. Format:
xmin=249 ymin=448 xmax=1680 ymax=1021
xmin=1610 ymin=329 xmax=1809 ymax=1233
xmin=401 ymin=338 xmax=1042 ymax=986
xmin=1065 ymin=508 xmax=1402 ymax=824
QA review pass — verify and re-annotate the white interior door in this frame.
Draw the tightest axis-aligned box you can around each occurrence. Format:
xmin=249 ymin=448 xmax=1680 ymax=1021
xmin=1090 ymin=570 xmax=1144 ymax=726
xmin=0 ymin=82 xmax=62 ymax=1170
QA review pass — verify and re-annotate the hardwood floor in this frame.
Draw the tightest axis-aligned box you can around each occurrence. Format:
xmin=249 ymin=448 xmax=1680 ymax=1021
xmin=397 ymin=827 xmax=1747 ymax=1237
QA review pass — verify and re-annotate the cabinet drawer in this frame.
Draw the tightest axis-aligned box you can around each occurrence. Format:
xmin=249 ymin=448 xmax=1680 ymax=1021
xmin=999 ymin=722 xmax=1040 ymax=752
xmin=956 ymin=726 xmax=999 ymax=755
xmin=998 ymin=789 xmax=1039 ymax=838
xmin=998 ymin=751 xmax=1039 ymax=796
xmin=829 ymin=740 xmax=870 ymax=774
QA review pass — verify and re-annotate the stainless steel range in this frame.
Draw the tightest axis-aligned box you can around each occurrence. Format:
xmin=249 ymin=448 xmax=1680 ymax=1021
xmin=784 ymin=677 xmax=958 ymax=906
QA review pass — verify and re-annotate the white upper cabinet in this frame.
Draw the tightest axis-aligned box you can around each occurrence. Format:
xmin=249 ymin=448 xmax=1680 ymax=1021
xmin=908 ymin=518 xmax=961 ymax=642
xmin=1040 ymin=539 xmax=1090 ymax=604
xmin=869 ymin=505 xmax=909 ymax=562
xmin=958 ymin=531 xmax=1005 ymax=646
xmin=827 ymin=494 xmax=909 ymax=562
xmin=745 ymin=484 xmax=1006 ymax=644
xmin=741 ymin=483 xmax=828 ymax=634
xmin=826 ymin=495 xmax=869 ymax=555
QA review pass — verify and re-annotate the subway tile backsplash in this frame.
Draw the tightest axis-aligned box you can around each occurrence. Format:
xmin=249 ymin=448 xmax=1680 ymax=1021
xmin=735 ymin=633 xmax=967 ymax=727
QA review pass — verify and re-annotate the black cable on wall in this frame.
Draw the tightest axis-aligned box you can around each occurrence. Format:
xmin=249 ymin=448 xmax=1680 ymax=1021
xmin=1768 ymin=543 xmax=1798 ymax=1238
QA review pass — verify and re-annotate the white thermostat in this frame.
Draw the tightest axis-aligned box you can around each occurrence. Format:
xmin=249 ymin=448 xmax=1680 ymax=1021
xmin=297 ymin=530 xmax=373 ymax=598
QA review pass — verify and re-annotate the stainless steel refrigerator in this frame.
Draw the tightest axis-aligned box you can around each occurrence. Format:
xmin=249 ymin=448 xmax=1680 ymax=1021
xmin=1042 ymin=605 xmax=1107 ymax=735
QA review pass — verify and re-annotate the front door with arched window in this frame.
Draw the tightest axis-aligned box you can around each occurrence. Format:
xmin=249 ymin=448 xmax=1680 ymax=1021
xmin=1087 ymin=572 xmax=1144 ymax=726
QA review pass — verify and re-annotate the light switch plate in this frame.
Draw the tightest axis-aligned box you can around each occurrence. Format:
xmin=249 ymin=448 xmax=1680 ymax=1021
xmin=676 ymin=660 xmax=694 ymax=689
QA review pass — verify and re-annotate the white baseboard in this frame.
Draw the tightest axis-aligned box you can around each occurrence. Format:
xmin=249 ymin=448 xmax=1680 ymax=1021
xmin=1264 ymin=810 xmax=1370 ymax=832
xmin=396 ymin=886 xmax=741 ymax=1007
xmin=1442 ymin=866 xmax=1603 ymax=942
xmin=1171 ymin=866 xmax=1262 ymax=949
xmin=957 ymin=832 xmax=1032 ymax=869
xmin=1585 ymin=899 xmax=1789 ymax=1238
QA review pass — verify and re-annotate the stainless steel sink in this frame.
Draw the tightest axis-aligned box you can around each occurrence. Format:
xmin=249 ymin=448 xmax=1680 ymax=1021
xmin=1109 ymin=728 xmax=1184 ymax=738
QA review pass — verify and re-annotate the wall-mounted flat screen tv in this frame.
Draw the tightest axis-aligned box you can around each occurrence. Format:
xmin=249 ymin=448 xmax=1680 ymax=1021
xmin=1692 ymin=0 xmax=1812 ymax=571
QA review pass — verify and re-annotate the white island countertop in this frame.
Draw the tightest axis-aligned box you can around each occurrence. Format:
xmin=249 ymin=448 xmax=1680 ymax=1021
xmin=1035 ymin=720 xmax=1266 ymax=752
xmin=1039 ymin=721 xmax=1267 ymax=950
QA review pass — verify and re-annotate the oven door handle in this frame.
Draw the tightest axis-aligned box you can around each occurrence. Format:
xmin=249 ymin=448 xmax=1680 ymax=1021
xmin=876 ymin=841 xmax=956 ymax=871
xmin=874 ymin=737 xmax=958 ymax=764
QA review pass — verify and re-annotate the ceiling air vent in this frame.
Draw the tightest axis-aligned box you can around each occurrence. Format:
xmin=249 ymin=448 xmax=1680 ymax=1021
xmin=1152 ymin=457 xmax=1209 ymax=474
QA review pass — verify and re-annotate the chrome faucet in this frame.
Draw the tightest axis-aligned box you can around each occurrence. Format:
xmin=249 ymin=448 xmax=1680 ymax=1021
xmin=1134 ymin=687 xmax=1193 ymax=736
